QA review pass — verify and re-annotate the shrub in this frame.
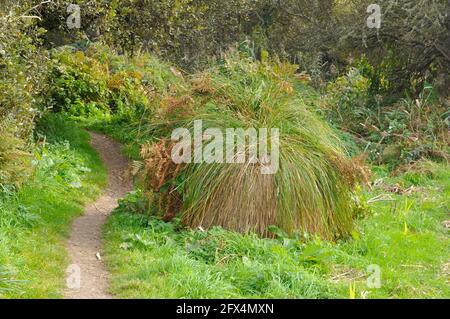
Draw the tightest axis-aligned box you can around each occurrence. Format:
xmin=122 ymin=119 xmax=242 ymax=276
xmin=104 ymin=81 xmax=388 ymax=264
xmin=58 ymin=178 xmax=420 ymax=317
xmin=323 ymin=65 xmax=449 ymax=166
xmin=45 ymin=44 xmax=176 ymax=122
xmin=324 ymin=66 xmax=373 ymax=135
xmin=46 ymin=47 xmax=111 ymax=115
xmin=38 ymin=0 xmax=265 ymax=70
xmin=0 ymin=2 xmax=49 ymax=187
xmin=0 ymin=121 xmax=32 ymax=186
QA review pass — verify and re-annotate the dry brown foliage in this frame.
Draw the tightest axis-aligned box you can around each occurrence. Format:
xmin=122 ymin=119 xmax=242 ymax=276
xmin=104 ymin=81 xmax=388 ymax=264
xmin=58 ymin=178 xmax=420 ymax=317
xmin=139 ymin=140 xmax=184 ymax=221
xmin=191 ymin=74 xmax=216 ymax=95
xmin=182 ymin=164 xmax=279 ymax=237
xmin=160 ymin=95 xmax=194 ymax=116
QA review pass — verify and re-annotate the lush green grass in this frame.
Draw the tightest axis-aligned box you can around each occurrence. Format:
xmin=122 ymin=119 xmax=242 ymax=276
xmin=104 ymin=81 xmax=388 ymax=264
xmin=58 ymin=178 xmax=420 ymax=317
xmin=0 ymin=115 xmax=107 ymax=298
xmin=104 ymin=161 xmax=449 ymax=298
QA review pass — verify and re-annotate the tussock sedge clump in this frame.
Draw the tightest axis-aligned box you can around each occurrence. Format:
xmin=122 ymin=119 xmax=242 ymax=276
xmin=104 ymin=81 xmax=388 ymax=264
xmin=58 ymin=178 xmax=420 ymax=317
xmin=139 ymin=53 xmax=363 ymax=240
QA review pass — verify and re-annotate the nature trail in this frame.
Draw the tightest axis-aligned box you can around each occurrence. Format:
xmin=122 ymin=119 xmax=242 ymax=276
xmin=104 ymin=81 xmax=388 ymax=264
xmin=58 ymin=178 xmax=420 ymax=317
xmin=64 ymin=132 xmax=131 ymax=299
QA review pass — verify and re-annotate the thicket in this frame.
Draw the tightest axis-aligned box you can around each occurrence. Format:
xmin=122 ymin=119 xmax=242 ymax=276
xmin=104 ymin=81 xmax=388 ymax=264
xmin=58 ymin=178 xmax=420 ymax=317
xmin=37 ymin=0 xmax=450 ymax=94
xmin=322 ymin=62 xmax=449 ymax=166
xmin=0 ymin=1 xmax=49 ymax=186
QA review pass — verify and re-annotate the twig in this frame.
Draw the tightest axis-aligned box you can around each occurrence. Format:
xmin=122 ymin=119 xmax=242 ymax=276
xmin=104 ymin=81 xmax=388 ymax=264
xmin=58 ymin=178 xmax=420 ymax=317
xmin=18 ymin=15 xmax=42 ymax=20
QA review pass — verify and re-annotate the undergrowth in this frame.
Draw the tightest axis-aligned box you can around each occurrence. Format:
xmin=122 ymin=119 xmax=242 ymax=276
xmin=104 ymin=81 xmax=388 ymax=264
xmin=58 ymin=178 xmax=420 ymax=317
xmin=322 ymin=61 xmax=449 ymax=166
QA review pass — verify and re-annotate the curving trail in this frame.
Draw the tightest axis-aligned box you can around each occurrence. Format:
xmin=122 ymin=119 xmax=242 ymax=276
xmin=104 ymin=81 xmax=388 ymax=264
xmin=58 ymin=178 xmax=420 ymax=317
xmin=64 ymin=132 xmax=131 ymax=299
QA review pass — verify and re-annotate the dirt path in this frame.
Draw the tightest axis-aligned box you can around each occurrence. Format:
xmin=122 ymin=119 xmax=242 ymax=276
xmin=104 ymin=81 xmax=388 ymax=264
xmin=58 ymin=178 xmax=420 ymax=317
xmin=64 ymin=132 xmax=131 ymax=299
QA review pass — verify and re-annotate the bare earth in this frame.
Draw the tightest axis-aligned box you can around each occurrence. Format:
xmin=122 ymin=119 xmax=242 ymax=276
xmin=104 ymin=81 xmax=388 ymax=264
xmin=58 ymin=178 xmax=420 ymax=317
xmin=64 ymin=132 xmax=131 ymax=299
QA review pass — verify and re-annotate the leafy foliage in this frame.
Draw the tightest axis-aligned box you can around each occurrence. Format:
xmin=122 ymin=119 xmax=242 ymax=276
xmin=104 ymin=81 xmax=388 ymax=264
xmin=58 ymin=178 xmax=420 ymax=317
xmin=0 ymin=1 xmax=49 ymax=186
xmin=38 ymin=0 xmax=450 ymax=94
xmin=39 ymin=0 xmax=264 ymax=70
xmin=45 ymin=43 xmax=177 ymax=121
xmin=322 ymin=63 xmax=449 ymax=166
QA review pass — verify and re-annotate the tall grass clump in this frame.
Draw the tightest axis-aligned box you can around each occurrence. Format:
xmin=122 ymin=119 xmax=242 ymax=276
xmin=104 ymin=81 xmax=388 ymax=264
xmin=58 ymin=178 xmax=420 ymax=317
xmin=139 ymin=53 xmax=362 ymax=239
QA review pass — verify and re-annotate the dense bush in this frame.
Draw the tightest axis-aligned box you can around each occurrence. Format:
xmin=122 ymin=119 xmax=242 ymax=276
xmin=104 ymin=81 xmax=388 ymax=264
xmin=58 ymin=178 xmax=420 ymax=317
xmin=37 ymin=0 xmax=450 ymax=95
xmin=0 ymin=1 xmax=49 ymax=186
xmin=45 ymin=44 xmax=153 ymax=120
xmin=253 ymin=0 xmax=450 ymax=96
xmin=322 ymin=62 xmax=449 ymax=166
xmin=38 ymin=0 xmax=264 ymax=70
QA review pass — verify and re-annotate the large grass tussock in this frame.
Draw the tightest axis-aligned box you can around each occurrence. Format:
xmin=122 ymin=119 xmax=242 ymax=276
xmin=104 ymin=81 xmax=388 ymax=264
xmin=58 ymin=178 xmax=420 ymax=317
xmin=140 ymin=53 xmax=361 ymax=239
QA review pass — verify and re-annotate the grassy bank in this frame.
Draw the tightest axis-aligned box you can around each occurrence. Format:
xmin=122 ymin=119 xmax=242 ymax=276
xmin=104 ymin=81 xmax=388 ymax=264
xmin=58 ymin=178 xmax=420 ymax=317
xmin=104 ymin=161 xmax=449 ymax=298
xmin=0 ymin=116 xmax=106 ymax=298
